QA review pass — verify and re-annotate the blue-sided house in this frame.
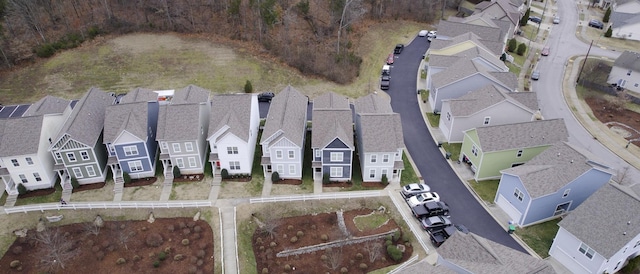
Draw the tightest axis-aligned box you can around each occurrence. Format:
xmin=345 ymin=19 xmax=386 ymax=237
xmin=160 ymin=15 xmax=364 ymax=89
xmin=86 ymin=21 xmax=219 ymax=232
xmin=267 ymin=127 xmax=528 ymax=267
xmin=103 ymin=88 xmax=160 ymax=180
xmin=495 ymin=142 xmax=613 ymax=227
xmin=311 ymin=92 xmax=354 ymax=182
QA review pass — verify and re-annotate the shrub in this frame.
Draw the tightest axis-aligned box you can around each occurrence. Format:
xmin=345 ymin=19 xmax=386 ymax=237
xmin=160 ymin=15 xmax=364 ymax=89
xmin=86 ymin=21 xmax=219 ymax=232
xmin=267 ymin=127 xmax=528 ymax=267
xmin=35 ymin=44 xmax=56 ymax=58
xmin=605 ymin=26 xmax=612 ymax=37
xmin=122 ymin=172 xmax=131 ymax=184
xmin=71 ymin=177 xmax=80 ymax=189
xmin=296 ymin=231 xmax=304 ymax=237
xmin=621 ymin=255 xmax=640 ymax=273
xmin=145 ymin=233 xmax=163 ymax=247
xmin=520 ymin=8 xmax=530 ymax=26
xmin=17 ymin=183 xmax=27 ymax=195
xmin=517 ymin=43 xmax=527 ymax=56
xmin=244 ymin=80 xmax=253 ymax=93
xmin=262 ymin=267 xmax=269 ymax=274
xmin=158 ymin=251 xmax=167 ymax=261
xmin=603 ymin=7 xmax=611 ymax=23
xmin=221 ymin=168 xmax=230 ymax=179
xmin=153 ymin=260 xmax=160 ymax=268
xmin=507 ymin=38 xmax=517 ymax=53
xmin=385 ymin=239 xmax=393 ymax=246
xmin=387 ymin=245 xmax=403 ymax=262
xmin=322 ymin=172 xmax=330 ymax=184
xmin=284 ymin=264 xmax=291 ymax=271
xmin=11 ymin=246 xmax=22 ymax=255
xmin=290 ymin=236 xmax=298 ymax=243
xmin=381 ymin=174 xmax=388 ymax=185
xmin=393 ymin=230 xmax=401 ymax=242
xmin=320 ymin=234 xmax=328 ymax=241
xmin=271 ymin=171 xmax=280 ymax=182
xmin=181 ymin=239 xmax=190 ymax=246
xmin=359 ymin=263 xmax=368 ymax=269
xmin=355 ymin=253 xmax=363 ymax=260
xmin=174 ymin=254 xmax=185 ymax=261
xmin=196 ymin=249 xmax=206 ymax=258
xmin=194 ymin=225 xmax=202 ymax=232
xmin=9 ymin=260 xmax=21 ymax=268
xmin=173 ymin=165 xmax=181 ymax=178
xmin=167 ymin=224 xmax=175 ymax=232
xmin=340 ymin=267 xmax=348 ymax=273
xmin=87 ymin=25 xmax=102 ymax=38
xmin=116 ymin=257 xmax=126 ymax=265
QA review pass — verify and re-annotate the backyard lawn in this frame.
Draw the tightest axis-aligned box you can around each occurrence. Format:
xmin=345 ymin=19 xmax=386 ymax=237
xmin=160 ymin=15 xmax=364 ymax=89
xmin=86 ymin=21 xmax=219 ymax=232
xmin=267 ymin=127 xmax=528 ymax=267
xmin=515 ymin=219 xmax=560 ymax=258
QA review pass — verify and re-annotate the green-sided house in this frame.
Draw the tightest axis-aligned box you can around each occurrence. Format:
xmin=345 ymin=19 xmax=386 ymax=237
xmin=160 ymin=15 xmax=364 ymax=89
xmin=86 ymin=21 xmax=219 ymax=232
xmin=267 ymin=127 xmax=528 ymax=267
xmin=459 ymin=119 xmax=568 ymax=181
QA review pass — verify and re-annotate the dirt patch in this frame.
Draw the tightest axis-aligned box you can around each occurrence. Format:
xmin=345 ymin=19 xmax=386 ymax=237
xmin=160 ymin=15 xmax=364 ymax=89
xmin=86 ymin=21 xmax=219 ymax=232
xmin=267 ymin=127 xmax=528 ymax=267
xmin=124 ymin=177 xmax=157 ymax=188
xmin=251 ymin=209 xmax=411 ymax=273
xmin=0 ymin=217 xmax=214 ymax=274
xmin=585 ymin=97 xmax=640 ymax=145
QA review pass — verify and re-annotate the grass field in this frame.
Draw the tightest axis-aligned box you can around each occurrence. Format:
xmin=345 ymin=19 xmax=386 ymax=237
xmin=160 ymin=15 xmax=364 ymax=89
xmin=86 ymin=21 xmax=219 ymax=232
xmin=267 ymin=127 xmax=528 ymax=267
xmin=515 ymin=219 xmax=560 ymax=258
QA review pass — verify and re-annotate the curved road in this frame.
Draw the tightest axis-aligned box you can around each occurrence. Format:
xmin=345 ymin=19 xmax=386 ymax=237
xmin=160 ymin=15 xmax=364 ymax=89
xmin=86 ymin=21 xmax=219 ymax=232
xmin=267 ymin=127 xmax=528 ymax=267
xmin=387 ymin=36 xmax=526 ymax=252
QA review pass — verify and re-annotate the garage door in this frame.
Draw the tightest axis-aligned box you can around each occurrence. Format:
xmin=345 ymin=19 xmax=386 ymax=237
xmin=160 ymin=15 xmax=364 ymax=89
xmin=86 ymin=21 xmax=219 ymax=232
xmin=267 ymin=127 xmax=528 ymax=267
xmin=549 ymin=246 xmax=592 ymax=274
xmin=496 ymin=194 xmax=522 ymax=224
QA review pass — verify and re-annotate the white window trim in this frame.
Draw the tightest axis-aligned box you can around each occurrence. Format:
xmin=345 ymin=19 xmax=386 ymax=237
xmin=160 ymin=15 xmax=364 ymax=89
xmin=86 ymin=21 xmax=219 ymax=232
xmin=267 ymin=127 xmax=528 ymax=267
xmin=516 ymin=150 xmax=523 ymax=157
xmin=382 ymin=154 xmax=390 ymax=163
xmin=483 ymin=116 xmax=491 ymax=125
xmin=185 ymin=142 xmax=194 ymax=152
xmin=563 ymin=189 xmax=570 ymax=198
xmin=26 ymin=157 xmax=34 ymax=165
xmin=289 ymin=165 xmax=296 ymax=174
xmin=67 ymin=152 xmax=77 ymax=162
xmin=315 ymin=149 xmax=321 ymax=158
xmin=381 ymin=168 xmax=388 ymax=178
xmin=227 ymin=146 xmax=238 ymax=155
xmin=578 ymin=243 xmax=595 ymax=260
xmin=162 ymin=142 xmax=169 ymax=150
xmin=33 ymin=172 xmax=42 ymax=182
xmin=330 ymin=152 xmax=343 ymax=162
xmin=330 ymin=167 xmax=342 ymax=177
xmin=81 ymin=150 xmax=90 ymax=160
xmin=11 ymin=159 xmax=19 ymax=167
xmin=188 ymin=157 xmax=197 ymax=167
xmin=369 ymin=169 xmax=376 ymax=178
xmin=55 ymin=152 xmax=62 ymax=160
xmin=176 ymin=158 xmax=185 ymax=168
xmin=371 ymin=155 xmax=377 ymax=163
xmin=172 ymin=143 xmax=181 ymax=153
xmin=288 ymin=150 xmax=295 ymax=159
xmin=230 ymin=161 xmax=240 ymax=170
xmin=275 ymin=150 xmax=283 ymax=159
xmin=123 ymin=146 xmax=138 ymax=157
xmin=276 ymin=164 xmax=284 ymax=174
xmin=86 ymin=166 xmax=97 ymax=177
xmin=19 ymin=174 xmax=27 ymax=183
xmin=72 ymin=167 xmax=83 ymax=178
xmin=128 ymin=161 xmax=143 ymax=172
xmin=514 ymin=188 xmax=524 ymax=201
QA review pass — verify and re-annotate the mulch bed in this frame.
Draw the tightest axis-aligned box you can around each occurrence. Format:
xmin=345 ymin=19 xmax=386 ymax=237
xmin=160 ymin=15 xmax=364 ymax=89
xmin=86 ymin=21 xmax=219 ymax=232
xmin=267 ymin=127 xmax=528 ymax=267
xmin=72 ymin=182 xmax=106 ymax=193
xmin=173 ymin=174 xmax=205 ymax=183
xmin=124 ymin=177 xmax=158 ymax=188
xmin=221 ymin=176 xmax=251 ymax=183
xmin=272 ymin=179 xmax=302 ymax=185
xmin=17 ymin=188 xmax=56 ymax=199
xmin=586 ymin=96 xmax=640 ymax=145
xmin=322 ymin=181 xmax=387 ymax=189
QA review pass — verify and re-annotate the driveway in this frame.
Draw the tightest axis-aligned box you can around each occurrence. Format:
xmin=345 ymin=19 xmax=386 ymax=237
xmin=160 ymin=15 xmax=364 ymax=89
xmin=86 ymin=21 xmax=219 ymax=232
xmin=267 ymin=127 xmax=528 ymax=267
xmin=386 ymin=35 xmax=526 ymax=252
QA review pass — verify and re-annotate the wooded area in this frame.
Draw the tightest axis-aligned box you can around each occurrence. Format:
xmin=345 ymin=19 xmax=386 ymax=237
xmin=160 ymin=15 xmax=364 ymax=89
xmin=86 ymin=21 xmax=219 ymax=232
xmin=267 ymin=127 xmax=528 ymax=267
xmin=0 ymin=0 xmax=448 ymax=83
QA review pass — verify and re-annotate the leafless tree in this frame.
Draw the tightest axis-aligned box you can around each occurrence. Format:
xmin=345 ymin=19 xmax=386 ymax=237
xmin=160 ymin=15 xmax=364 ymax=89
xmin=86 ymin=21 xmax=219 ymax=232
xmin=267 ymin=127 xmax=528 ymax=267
xmin=31 ymin=227 xmax=78 ymax=271
xmin=82 ymin=222 xmax=100 ymax=236
xmin=336 ymin=0 xmax=366 ymax=54
xmin=363 ymin=241 xmax=382 ymax=263
xmin=253 ymin=209 xmax=281 ymax=240
xmin=323 ymin=247 xmax=343 ymax=270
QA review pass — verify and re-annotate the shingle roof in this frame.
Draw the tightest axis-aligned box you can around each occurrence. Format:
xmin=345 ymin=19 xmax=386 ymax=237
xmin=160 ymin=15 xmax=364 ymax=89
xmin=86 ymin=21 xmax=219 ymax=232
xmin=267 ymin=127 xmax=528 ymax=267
xmin=354 ymin=94 xmax=393 ymax=114
xmin=103 ymin=102 xmax=149 ymax=144
xmin=172 ymin=85 xmax=210 ymax=104
xmin=501 ymin=142 xmax=612 ymax=198
xmin=489 ymin=71 xmax=518 ymax=90
xmin=208 ymin=94 xmax=255 ymax=142
xmin=53 ymin=87 xmax=115 ymax=147
xmin=261 ymin=85 xmax=309 ymax=147
xmin=611 ymin=11 xmax=640 ymax=28
xmin=0 ymin=116 xmax=45 ymax=156
xmin=312 ymin=109 xmax=354 ymax=149
xmin=119 ymin=88 xmax=157 ymax=104
xmin=396 ymin=259 xmax=457 ymax=274
xmin=508 ymin=92 xmax=539 ymax=112
xmin=613 ymin=50 xmax=640 ymax=72
xmin=474 ymin=0 xmax=520 ymax=25
xmin=436 ymin=20 xmax=503 ymax=42
xmin=358 ymin=113 xmax=404 ymax=152
xmin=23 ymin=95 xmax=70 ymax=117
xmin=156 ymin=103 xmax=203 ymax=141
xmin=429 ymin=55 xmax=464 ymax=68
xmin=559 ymin=183 xmax=640 ymax=258
xmin=429 ymin=31 xmax=504 ymax=55
xmin=432 ymin=58 xmax=483 ymax=88
xmin=312 ymin=91 xmax=350 ymax=109
xmin=438 ymin=232 xmax=555 ymax=274
xmin=474 ymin=119 xmax=568 ymax=152
xmin=448 ymin=85 xmax=533 ymax=116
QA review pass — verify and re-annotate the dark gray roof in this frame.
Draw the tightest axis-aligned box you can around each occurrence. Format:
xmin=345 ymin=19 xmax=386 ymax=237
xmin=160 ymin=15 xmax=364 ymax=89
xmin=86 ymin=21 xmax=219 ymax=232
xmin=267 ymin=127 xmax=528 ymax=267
xmin=429 ymin=55 xmax=464 ymax=68
xmin=611 ymin=11 xmax=640 ymax=28
xmin=501 ymin=142 xmax=612 ymax=198
xmin=354 ymin=94 xmax=393 ymax=114
xmin=430 ymin=31 xmax=505 ymax=55
xmin=172 ymin=85 xmax=210 ymax=104
xmin=396 ymin=259 xmax=456 ymax=274
xmin=312 ymin=91 xmax=350 ymax=109
xmin=103 ymin=102 xmax=149 ymax=144
xmin=430 ymin=37 xmax=506 ymax=69
xmin=474 ymin=119 xmax=568 ymax=152
xmin=432 ymin=58 xmax=515 ymax=90
xmin=312 ymin=109 xmax=354 ymax=149
xmin=261 ymin=85 xmax=309 ymax=148
xmin=119 ymin=88 xmax=157 ymax=104
xmin=489 ymin=71 xmax=518 ymax=90
xmin=436 ymin=20 xmax=503 ymax=42
xmin=559 ymin=183 xmax=640 ymax=258
xmin=156 ymin=103 xmax=203 ymax=142
xmin=438 ymin=232 xmax=555 ymax=274
xmin=508 ymin=92 xmax=539 ymax=112
xmin=448 ymin=85 xmax=534 ymax=116
xmin=613 ymin=50 xmax=640 ymax=72
xmin=23 ymin=95 xmax=70 ymax=117
xmin=0 ymin=116 xmax=45 ymax=156
xmin=52 ymin=87 xmax=115 ymax=147
xmin=474 ymin=0 xmax=520 ymax=25
xmin=209 ymin=94 xmax=255 ymax=142
xmin=358 ymin=113 xmax=404 ymax=152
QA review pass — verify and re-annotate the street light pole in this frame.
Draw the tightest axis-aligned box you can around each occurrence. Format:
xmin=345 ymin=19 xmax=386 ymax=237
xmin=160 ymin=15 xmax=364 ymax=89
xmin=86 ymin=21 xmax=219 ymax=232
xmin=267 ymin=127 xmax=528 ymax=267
xmin=536 ymin=0 xmax=549 ymax=36
xmin=576 ymin=40 xmax=594 ymax=84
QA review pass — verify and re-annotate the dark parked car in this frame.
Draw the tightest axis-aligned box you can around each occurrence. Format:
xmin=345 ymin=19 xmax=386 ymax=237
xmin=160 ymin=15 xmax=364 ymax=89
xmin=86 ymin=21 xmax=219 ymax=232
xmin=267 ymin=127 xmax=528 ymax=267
xmin=411 ymin=201 xmax=449 ymax=219
xmin=588 ymin=19 xmax=604 ymax=29
xmin=394 ymin=44 xmax=404 ymax=54
xmin=529 ymin=16 xmax=542 ymax=24
xmin=380 ymin=75 xmax=390 ymax=90
xmin=428 ymin=226 xmax=458 ymax=247
xmin=401 ymin=183 xmax=431 ymax=199
xmin=421 ymin=215 xmax=453 ymax=231
xmin=257 ymin=92 xmax=275 ymax=102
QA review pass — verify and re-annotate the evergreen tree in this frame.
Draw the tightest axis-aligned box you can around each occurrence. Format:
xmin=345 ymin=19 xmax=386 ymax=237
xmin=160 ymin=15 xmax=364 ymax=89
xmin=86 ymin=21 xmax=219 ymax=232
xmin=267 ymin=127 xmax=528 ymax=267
xmin=517 ymin=43 xmax=527 ymax=56
xmin=605 ymin=26 xmax=612 ymax=37
xmin=520 ymin=9 xmax=530 ymax=26
xmin=603 ymin=7 xmax=611 ymax=23
xmin=508 ymin=38 xmax=518 ymax=52
xmin=244 ymin=80 xmax=253 ymax=93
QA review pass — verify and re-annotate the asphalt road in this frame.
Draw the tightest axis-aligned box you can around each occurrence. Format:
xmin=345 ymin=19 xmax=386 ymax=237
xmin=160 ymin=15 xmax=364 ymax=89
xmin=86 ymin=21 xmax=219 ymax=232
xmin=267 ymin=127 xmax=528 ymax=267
xmin=532 ymin=0 xmax=640 ymax=180
xmin=386 ymin=35 xmax=526 ymax=252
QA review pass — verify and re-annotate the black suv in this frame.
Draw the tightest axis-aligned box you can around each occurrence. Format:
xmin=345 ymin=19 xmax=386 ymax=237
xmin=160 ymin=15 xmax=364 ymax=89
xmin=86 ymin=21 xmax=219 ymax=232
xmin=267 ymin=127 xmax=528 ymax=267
xmin=394 ymin=44 xmax=404 ymax=54
xmin=411 ymin=200 xmax=449 ymax=219
xmin=528 ymin=16 xmax=542 ymax=24
xmin=257 ymin=92 xmax=275 ymax=102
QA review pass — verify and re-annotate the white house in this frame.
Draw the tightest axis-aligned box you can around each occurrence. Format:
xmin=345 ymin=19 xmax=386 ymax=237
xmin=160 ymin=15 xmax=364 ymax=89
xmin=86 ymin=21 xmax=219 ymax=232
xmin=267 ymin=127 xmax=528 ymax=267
xmin=207 ymin=93 xmax=260 ymax=177
xmin=260 ymin=86 xmax=309 ymax=180
xmin=607 ymin=50 xmax=640 ymax=93
xmin=549 ymin=183 xmax=640 ymax=274
xmin=610 ymin=1 xmax=640 ymax=41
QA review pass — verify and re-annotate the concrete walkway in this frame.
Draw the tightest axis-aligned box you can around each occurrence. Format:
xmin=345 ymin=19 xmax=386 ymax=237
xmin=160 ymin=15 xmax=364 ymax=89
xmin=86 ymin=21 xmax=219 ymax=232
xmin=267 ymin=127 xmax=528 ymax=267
xmin=219 ymin=205 xmax=238 ymax=274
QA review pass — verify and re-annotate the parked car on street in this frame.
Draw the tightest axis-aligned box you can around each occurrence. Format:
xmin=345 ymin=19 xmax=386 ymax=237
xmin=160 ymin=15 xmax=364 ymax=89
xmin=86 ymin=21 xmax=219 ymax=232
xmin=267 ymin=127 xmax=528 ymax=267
xmin=401 ymin=183 xmax=431 ymax=198
xmin=258 ymin=92 xmax=275 ymax=102
xmin=427 ymin=31 xmax=437 ymax=42
xmin=529 ymin=16 xmax=542 ymax=24
xmin=418 ymin=30 xmax=429 ymax=37
xmin=588 ymin=19 xmax=604 ymax=29
xmin=380 ymin=75 xmax=390 ymax=90
xmin=386 ymin=53 xmax=394 ymax=65
xmin=428 ymin=226 xmax=458 ymax=247
xmin=541 ymin=46 xmax=550 ymax=56
xmin=411 ymin=201 xmax=449 ymax=219
xmin=394 ymin=44 xmax=404 ymax=54
xmin=407 ymin=192 xmax=440 ymax=207
xmin=421 ymin=215 xmax=453 ymax=231
xmin=531 ymin=70 xmax=540 ymax=81
xmin=553 ymin=16 xmax=560 ymax=24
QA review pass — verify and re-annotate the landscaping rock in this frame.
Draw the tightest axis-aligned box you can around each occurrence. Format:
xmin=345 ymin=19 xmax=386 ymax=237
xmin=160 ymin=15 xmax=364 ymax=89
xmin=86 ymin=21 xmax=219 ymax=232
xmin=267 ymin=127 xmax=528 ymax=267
xmin=13 ymin=228 xmax=27 ymax=238
xmin=173 ymin=254 xmax=185 ymax=261
xmin=94 ymin=215 xmax=104 ymax=228
xmin=10 ymin=260 xmax=21 ymax=268
xmin=193 ymin=211 xmax=200 ymax=221
xmin=147 ymin=212 xmax=155 ymax=223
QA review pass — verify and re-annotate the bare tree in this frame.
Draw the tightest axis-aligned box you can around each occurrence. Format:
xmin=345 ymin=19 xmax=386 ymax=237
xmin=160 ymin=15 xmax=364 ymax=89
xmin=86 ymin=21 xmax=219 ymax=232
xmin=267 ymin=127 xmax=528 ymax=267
xmin=81 ymin=222 xmax=100 ymax=236
xmin=116 ymin=227 xmax=135 ymax=250
xmin=31 ymin=227 xmax=78 ymax=271
xmin=336 ymin=0 xmax=366 ymax=54
xmin=323 ymin=247 xmax=343 ymax=270
xmin=253 ymin=209 xmax=281 ymax=240
xmin=363 ymin=241 xmax=382 ymax=263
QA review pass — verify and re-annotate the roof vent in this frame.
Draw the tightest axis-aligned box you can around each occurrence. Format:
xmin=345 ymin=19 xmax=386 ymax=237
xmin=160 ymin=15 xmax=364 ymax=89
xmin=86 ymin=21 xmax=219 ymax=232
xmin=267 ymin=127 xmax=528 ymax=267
xmin=570 ymin=160 xmax=574 ymax=163
xmin=557 ymin=153 xmax=561 ymax=157
xmin=623 ymin=232 xmax=627 ymax=235
xmin=628 ymin=221 xmax=632 ymax=225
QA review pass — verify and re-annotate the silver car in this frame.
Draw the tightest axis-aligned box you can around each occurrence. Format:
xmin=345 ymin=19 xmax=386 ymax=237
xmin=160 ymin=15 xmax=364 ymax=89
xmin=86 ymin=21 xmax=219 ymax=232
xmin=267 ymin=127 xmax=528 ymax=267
xmin=401 ymin=183 xmax=431 ymax=199
xmin=531 ymin=70 xmax=540 ymax=81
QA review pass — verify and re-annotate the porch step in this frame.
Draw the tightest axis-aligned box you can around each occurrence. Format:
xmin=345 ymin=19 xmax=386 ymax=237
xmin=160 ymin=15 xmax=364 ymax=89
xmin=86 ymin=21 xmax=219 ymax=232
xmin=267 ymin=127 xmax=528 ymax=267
xmin=4 ymin=193 xmax=18 ymax=207
xmin=113 ymin=182 xmax=124 ymax=194
xmin=163 ymin=178 xmax=173 ymax=187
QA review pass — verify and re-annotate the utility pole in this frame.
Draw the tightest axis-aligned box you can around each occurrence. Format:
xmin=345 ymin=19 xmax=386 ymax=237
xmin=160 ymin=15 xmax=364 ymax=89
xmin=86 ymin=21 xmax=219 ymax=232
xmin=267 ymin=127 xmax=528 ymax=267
xmin=576 ymin=40 xmax=594 ymax=84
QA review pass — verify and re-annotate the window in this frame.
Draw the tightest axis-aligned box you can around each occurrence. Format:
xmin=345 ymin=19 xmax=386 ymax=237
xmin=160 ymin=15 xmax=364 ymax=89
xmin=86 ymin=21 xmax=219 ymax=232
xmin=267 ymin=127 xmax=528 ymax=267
xmin=176 ymin=158 xmax=185 ymax=168
xmin=516 ymin=150 xmax=523 ymax=157
xmin=330 ymin=152 xmax=343 ymax=162
xmin=369 ymin=169 xmax=376 ymax=178
xmin=381 ymin=169 xmax=388 ymax=178
xmin=513 ymin=188 xmax=524 ymax=201
xmin=172 ymin=143 xmax=181 ymax=153
xmin=483 ymin=117 xmax=491 ymax=125
xmin=371 ymin=155 xmax=377 ymax=163
xmin=227 ymin=147 xmax=238 ymax=155
xmin=275 ymin=150 xmax=283 ymax=159
xmin=81 ymin=150 xmax=90 ymax=160
xmin=446 ymin=112 xmax=451 ymax=121
xmin=289 ymin=165 xmax=295 ymax=174
xmin=288 ymin=150 xmax=295 ymax=159
xmin=330 ymin=167 xmax=342 ymax=177
xmin=72 ymin=167 xmax=83 ymax=178
xmin=628 ymin=70 xmax=632 ymax=76
xmin=635 ymin=240 xmax=640 ymax=248
xmin=109 ymin=144 xmax=116 ymax=154
xmin=19 ymin=174 xmax=27 ymax=183
xmin=563 ymin=189 xmax=570 ymax=198
xmin=86 ymin=166 xmax=96 ymax=177
xmin=185 ymin=142 xmax=194 ymax=152
xmin=315 ymin=150 xmax=321 ymax=158
xmin=276 ymin=165 xmax=284 ymax=174
xmin=128 ymin=161 xmax=143 ymax=172
xmin=615 ymin=261 xmax=622 ymax=270
xmin=11 ymin=159 xmax=19 ymax=167
xmin=55 ymin=152 xmax=62 ymax=160
xmin=162 ymin=142 xmax=168 ymax=150
xmin=188 ymin=157 xmax=197 ymax=167
xmin=33 ymin=172 xmax=42 ymax=182
xmin=578 ymin=243 xmax=595 ymax=259
xmin=67 ymin=153 xmax=77 ymax=162
xmin=123 ymin=146 xmax=138 ymax=156
xmin=229 ymin=161 xmax=240 ymax=170
xmin=383 ymin=154 xmax=390 ymax=163
xmin=26 ymin=157 xmax=34 ymax=165
xmin=471 ymin=145 xmax=478 ymax=157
